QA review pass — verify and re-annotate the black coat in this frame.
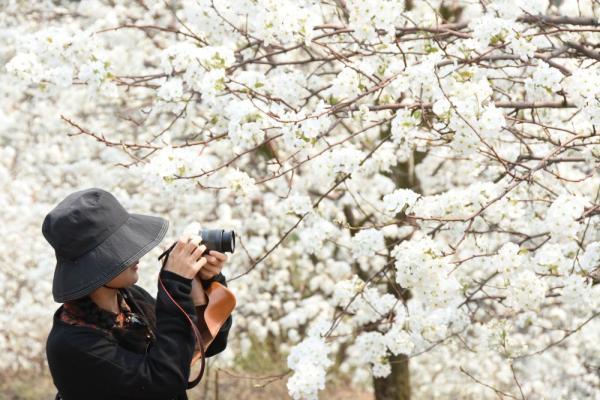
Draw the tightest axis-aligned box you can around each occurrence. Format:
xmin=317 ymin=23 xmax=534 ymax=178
xmin=46 ymin=270 xmax=233 ymax=400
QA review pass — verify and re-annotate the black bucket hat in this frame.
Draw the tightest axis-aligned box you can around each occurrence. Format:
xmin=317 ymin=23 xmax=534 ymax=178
xmin=42 ymin=188 xmax=169 ymax=303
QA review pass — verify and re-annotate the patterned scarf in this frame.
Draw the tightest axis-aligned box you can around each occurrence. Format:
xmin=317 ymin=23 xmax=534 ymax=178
xmin=60 ymin=291 xmax=155 ymax=353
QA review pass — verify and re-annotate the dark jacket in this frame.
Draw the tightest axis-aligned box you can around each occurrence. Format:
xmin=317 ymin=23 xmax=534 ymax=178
xmin=46 ymin=270 xmax=233 ymax=400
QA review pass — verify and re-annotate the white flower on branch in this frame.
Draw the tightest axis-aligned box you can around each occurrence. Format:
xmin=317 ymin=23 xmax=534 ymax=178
xmin=351 ymin=228 xmax=385 ymax=259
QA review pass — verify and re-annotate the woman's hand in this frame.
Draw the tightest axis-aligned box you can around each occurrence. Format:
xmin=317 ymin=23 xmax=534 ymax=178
xmin=197 ymin=250 xmax=228 ymax=280
xmin=164 ymin=234 xmax=208 ymax=280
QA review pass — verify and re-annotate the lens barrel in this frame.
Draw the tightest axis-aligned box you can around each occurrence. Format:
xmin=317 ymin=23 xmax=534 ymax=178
xmin=198 ymin=229 xmax=235 ymax=255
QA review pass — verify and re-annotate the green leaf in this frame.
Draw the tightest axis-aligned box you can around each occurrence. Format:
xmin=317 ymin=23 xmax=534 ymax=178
xmin=214 ymin=77 xmax=226 ymax=91
xmin=490 ymin=33 xmax=505 ymax=45
xmin=244 ymin=113 xmax=262 ymax=123
xmin=424 ymin=42 xmax=439 ymax=53
xmin=455 ymin=70 xmax=473 ymax=82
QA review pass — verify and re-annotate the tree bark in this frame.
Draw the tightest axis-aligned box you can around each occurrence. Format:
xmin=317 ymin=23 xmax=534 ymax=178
xmin=373 ymin=354 xmax=410 ymax=400
xmin=371 ymin=139 xmax=427 ymax=400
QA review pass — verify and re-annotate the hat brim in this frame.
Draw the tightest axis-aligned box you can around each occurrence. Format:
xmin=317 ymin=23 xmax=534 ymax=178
xmin=52 ymin=213 xmax=169 ymax=302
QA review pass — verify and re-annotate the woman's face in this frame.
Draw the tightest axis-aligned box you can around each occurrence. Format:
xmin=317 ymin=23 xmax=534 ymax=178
xmin=104 ymin=260 xmax=140 ymax=288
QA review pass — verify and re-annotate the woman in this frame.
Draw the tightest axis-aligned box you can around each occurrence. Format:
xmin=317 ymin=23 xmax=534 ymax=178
xmin=43 ymin=188 xmax=233 ymax=400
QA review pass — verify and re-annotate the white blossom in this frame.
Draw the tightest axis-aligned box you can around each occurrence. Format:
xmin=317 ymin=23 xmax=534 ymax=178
xmin=580 ymin=242 xmax=600 ymax=273
xmin=560 ymin=274 xmax=593 ymax=309
xmin=383 ymin=188 xmax=421 ymax=214
xmin=544 ymin=194 xmax=590 ymax=242
xmin=351 ymin=228 xmax=384 ymax=259
xmin=384 ymin=321 xmax=414 ymax=356
xmin=285 ymin=193 xmax=313 ymax=215
xmin=157 ymin=78 xmax=184 ymax=102
xmin=225 ymin=168 xmax=258 ymax=198
xmin=287 ymin=336 xmax=333 ymax=400
xmin=506 ymin=270 xmax=547 ymax=311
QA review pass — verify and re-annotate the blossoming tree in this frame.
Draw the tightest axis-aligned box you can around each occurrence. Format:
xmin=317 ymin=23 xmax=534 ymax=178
xmin=2 ymin=0 xmax=600 ymax=399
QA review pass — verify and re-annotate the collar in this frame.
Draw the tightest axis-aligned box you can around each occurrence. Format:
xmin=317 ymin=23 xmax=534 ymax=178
xmin=58 ymin=290 xmax=133 ymax=331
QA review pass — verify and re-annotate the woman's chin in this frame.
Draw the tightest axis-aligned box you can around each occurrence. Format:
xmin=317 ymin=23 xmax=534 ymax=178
xmin=130 ymin=271 xmax=139 ymax=284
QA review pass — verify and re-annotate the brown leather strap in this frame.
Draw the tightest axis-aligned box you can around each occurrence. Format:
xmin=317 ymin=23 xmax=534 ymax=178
xmin=158 ymin=243 xmax=206 ymax=389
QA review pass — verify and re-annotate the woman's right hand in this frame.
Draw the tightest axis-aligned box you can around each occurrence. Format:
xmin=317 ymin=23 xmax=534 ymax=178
xmin=164 ymin=234 xmax=208 ymax=279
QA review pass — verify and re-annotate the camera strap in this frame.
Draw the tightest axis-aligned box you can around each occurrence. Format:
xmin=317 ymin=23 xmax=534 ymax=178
xmin=157 ymin=243 xmax=207 ymax=389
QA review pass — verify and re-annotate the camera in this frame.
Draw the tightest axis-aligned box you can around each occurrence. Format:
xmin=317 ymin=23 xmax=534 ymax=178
xmin=158 ymin=228 xmax=236 ymax=264
xmin=197 ymin=228 xmax=236 ymax=256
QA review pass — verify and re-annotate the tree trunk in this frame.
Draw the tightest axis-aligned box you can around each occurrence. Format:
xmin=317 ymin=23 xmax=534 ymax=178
xmin=371 ymin=143 xmax=426 ymax=400
xmin=373 ymin=354 xmax=410 ymax=400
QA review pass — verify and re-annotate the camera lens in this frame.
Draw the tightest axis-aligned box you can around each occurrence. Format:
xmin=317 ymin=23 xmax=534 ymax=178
xmin=199 ymin=229 xmax=235 ymax=254
xmin=222 ymin=230 xmax=235 ymax=253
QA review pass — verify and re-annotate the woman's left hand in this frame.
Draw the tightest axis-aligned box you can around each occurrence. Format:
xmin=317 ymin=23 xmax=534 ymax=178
xmin=197 ymin=250 xmax=228 ymax=280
